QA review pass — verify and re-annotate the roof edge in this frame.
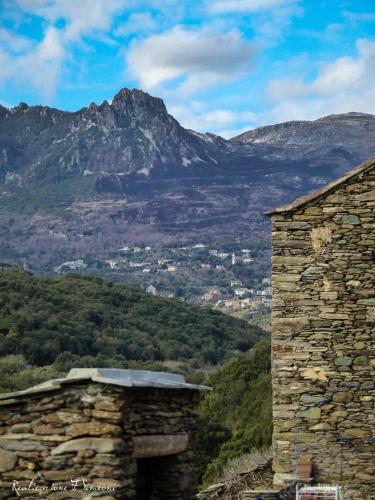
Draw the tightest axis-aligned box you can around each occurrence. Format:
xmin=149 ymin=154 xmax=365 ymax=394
xmin=265 ymin=156 xmax=375 ymax=216
xmin=0 ymin=368 xmax=212 ymax=402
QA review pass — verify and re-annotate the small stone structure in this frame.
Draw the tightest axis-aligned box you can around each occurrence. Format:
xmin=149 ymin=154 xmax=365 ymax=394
xmin=0 ymin=368 xmax=209 ymax=499
xmin=268 ymin=157 xmax=374 ymax=499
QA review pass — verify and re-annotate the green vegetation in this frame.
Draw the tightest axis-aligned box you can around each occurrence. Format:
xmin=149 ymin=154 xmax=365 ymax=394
xmin=198 ymin=340 xmax=272 ymax=485
xmin=248 ymin=312 xmax=271 ymax=332
xmin=0 ymin=268 xmax=265 ymax=392
xmin=0 ymin=267 xmax=272 ymax=487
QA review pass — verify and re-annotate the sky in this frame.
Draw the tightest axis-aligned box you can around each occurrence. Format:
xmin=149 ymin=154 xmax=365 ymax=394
xmin=0 ymin=0 xmax=374 ymax=138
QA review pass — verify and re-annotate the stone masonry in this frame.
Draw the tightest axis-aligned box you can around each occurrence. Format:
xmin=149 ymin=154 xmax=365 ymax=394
xmin=268 ymin=157 xmax=375 ymax=499
xmin=0 ymin=369 xmax=207 ymax=500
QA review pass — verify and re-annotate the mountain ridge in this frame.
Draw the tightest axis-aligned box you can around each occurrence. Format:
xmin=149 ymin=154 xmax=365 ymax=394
xmin=0 ymin=88 xmax=374 ymax=277
xmin=0 ymin=88 xmax=218 ymax=185
xmin=231 ymin=111 xmax=375 ymax=167
xmin=232 ymin=111 xmax=374 ymax=141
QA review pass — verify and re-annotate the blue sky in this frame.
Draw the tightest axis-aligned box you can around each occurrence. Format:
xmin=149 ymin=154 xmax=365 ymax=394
xmin=0 ymin=0 xmax=374 ymax=137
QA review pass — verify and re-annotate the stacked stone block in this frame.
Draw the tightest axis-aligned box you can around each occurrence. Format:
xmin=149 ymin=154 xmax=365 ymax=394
xmin=0 ymin=382 xmax=200 ymax=499
xmin=269 ymin=160 xmax=374 ymax=500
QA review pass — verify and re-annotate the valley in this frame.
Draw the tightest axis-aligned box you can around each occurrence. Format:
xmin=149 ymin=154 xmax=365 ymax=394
xmin=1 ymin=89 xmax=374 ymax=303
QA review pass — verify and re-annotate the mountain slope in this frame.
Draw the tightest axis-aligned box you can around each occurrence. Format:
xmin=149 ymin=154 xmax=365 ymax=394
xmin=0 ymin=89 xmax=219 ymax=197
xmin=198 ymin=340 xmax=272 ymax=484
xmin=2 ymin=89 xmax=373 ymax=200
xmin=232 ymin=112 xmax=375 ymax=168
xmin=0 ymin=88 xmax=374 ymax=277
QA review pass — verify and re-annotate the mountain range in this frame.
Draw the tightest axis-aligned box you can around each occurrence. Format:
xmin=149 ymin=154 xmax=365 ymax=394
xmin=0 ymin=88 xmax=374 ymax=273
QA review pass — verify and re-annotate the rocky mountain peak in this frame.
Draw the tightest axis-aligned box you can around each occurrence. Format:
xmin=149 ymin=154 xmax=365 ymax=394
xmin=0 ymin=89 xmax=373 ymax=190
xmin=12 ymin=102 xmax=29 ymax=113
xmin=111 ymin=88 xmax=168 ymax=119
xmin=0 ymin=88 xmax=374 ymax=277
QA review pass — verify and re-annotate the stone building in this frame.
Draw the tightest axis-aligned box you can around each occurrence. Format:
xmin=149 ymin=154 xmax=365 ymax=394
xmin=267 ymin=157 xmax=374 ymax=499
xmin=0 ymin=368 xmax=209 ymax=499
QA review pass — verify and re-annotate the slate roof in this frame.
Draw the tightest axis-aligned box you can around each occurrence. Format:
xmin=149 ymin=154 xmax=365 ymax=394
xmin=266 ymin=156 xmax=375 ymax=216
xmin=0 ymin=368 xmax=211 ymax=403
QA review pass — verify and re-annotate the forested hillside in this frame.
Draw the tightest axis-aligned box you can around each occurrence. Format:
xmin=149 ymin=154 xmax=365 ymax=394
xmin=0 ymin=266 xmax=265 ymax=392
xmin=198 ymin=340 xmax=272 ymax=484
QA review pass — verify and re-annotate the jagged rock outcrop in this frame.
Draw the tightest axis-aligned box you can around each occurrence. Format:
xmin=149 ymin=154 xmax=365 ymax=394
xmin=1 ymin=89 xmax=374 ymax=194
xmin=0 ymin=88 xmax=218 ymax=189
xmin=0 ymin=88 xmax=374 ymax=272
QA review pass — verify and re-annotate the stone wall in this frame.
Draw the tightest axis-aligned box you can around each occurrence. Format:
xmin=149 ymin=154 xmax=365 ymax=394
xmin=0 ymin=382 xmax=200 ymax=499
xmin=270 ymin=165 xmax=374 ymax=499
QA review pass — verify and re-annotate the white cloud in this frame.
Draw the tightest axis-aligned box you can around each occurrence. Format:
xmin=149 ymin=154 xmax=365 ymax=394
xmin=311 ymin=55 xmax=365 ymax=95
xmin=207 ymin=0 xmax=296 ymax=13
xmin=168 ymin=101 xmax=257 ymax=135
xmin=216 ymin=125 xmax=254 ymax=139
xmin=0 ymin=52 xmax=12 ymax=84
xmin=0 ymin=28 xmax=31 ymax=52
xmin=25 ymin=27 xmax=66 ymax=100
xmin=342 ymin=11 xmax=375 ymax=23
xmin=16 ymin=0 xmax=127 ymax=41
xmin=268 ymin=79 xmax=306 ymax=100
xmin=199 ymin=109 xmax=256 ymax=126
xmin=127 ymin=26 xmax=256 ymax=93
xmin=255 ymin=4 xmax=302 ymax=42
xmin=0 ymin=26 xmax=65 ymax=101
xmin=1 ymin=0 xmax=128 ymax=101
xmin=266 ymin=39 xmax=375 ymax=123
xmin=115 ymin=12 xmax=157 ymax=37
xmin=206 ymin=0 xmax=302 ymax=46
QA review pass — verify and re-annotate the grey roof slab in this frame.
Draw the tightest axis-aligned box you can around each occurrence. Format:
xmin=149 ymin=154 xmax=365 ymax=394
xmin=0 ymin=368 xmax=211 ymax=401
xmin=65 ymin=368 xmax=209 ymax=390
xmin=0 ymin=378 xmax=68 ymax=401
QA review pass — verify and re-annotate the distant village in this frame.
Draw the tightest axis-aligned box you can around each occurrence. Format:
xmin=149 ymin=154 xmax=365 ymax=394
xmin=54 ymin=241 xmax=271 ymax=317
